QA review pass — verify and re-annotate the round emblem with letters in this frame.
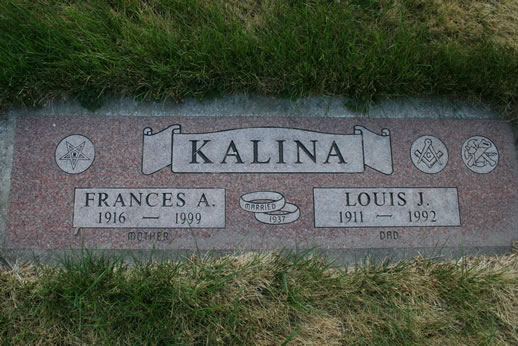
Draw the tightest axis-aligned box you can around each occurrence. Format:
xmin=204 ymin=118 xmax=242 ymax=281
xmin=410 ymin=136 xmax=448 ymax=174
xmin=239 ymin=191 xmax=300 ymax=225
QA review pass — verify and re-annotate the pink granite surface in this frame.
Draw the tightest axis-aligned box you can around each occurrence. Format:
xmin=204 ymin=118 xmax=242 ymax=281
xmin=5 ymin=116 xmax=518 ymax=250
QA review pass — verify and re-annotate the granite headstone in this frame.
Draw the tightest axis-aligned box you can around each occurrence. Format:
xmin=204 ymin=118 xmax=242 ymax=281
xmin=2 ymin=113 xmax=517 ymax=262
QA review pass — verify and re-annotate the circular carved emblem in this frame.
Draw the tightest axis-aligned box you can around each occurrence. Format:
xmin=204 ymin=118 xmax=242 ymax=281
xmin=461 ymin=136 xmax=498 ymax=174
xmin=55 ymin=134 xmax=95 ymax=174
xmin=410 ymin=136 xmax=448 ymax=174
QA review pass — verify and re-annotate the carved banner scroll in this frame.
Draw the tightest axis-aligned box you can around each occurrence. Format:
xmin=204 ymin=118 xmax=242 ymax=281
xmin=142 ymin=125 xmax=393 ymax=175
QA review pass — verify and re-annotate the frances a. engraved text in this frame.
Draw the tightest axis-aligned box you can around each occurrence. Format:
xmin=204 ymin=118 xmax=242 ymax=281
xmin=73 ymin=188 xmax=225 ymax=228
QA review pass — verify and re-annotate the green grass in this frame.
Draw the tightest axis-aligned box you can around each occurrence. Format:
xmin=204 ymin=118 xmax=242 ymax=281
xmin=1 ymin=251 xmax=517 ymax=344
xmin=1 ymin=0 xmax=517 ymax=116
xmin=1 ymin=2 xmax=517 ymax=342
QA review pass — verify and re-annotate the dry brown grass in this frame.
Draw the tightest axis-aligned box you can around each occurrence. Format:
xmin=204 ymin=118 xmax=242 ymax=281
xmin=399 ymin=0 xmax=518 ymax=50
xmin=217 ymin=0 xmax=518 ymax=51
xmin=221 ymin=0 xmax=272 ymax=32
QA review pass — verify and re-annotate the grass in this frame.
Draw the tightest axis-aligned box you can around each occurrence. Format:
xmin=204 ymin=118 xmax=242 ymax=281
xmin=0 ymin=251 xmax=517 ymax=344
xmin=0 ymin=0 xmax=517 ymax=117
xmin=1 ymin=2 xmax=517 ymax=343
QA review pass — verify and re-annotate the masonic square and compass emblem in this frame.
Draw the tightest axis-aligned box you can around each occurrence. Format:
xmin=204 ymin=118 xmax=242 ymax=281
xmin=411 ymin=135 xmax=449 ymax=174
xmin=55 ymin=134 xmax=95 ymax=174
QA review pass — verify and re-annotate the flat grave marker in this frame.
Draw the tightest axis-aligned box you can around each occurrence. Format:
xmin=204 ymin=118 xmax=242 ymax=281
xmin=2 ymin=114 xmax=518 ymax=260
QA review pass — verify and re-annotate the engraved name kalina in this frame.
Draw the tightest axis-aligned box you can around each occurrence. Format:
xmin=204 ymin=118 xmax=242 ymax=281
xmin=188 ymin=138 xmax=346 ymax=165
xmin=142 ymin=125 xmax=393 ymax=174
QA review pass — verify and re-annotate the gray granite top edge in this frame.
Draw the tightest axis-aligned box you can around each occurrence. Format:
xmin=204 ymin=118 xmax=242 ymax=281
xmin=8 ymin=95 xmax=500 ymax=119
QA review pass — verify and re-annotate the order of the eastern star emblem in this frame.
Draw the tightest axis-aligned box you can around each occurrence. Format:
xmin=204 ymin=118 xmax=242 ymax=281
xmin=59 ymin=141 xmax=90 ymax=169
xmin=411 ymin=136 xmax=448 ymax=174
xmin=462 ymin=136 xmax=499 ymax=174
xmin=55 ymin=135 xmax=95 ymax=174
